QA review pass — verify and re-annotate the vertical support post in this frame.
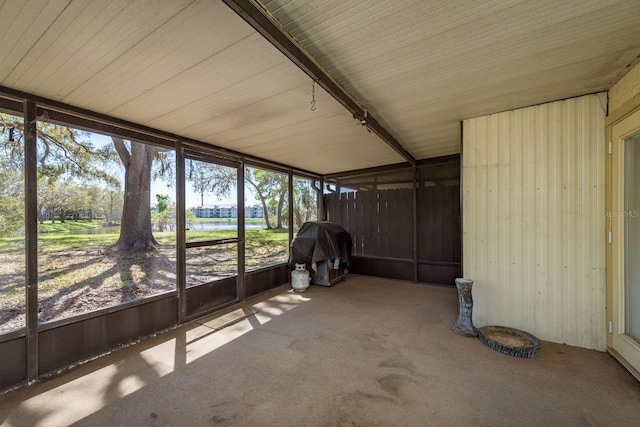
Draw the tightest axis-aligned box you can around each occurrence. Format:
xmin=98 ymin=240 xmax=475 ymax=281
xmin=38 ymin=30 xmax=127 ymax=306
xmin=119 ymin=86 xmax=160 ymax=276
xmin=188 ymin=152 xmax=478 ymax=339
xmin=288 ymin=170 xmax=294 ymax=244
xmin=318 ymin=177 xmax=324 ymax=220
xmin=176 ymin=142 xmax=186 ymax=324
xmin=237 ymin=162 xmax=245 ymax=300
xmin=413 ymin=166 xmax=418 ymax=283
xmin=459 ymin=120 xmax=464 ymax=276
xmin=24 ymin=100 xmax=38 ymax=382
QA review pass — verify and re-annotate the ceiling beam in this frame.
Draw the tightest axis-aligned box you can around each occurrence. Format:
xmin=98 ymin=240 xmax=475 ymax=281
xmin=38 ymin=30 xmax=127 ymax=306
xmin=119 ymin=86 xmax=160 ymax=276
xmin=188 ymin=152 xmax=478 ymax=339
xmin=222 ymin=0 xmax=417 ymax=167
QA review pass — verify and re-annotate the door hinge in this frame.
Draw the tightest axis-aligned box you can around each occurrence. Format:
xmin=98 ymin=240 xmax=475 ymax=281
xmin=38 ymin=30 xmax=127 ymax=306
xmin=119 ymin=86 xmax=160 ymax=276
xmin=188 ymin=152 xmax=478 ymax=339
xmin=608 ymin=141 xmax=613 ymax=154
xmin=608 ymin=230 xmax=613 ymax=244
xmin=609 ymin=320 xmax=613 ymax=334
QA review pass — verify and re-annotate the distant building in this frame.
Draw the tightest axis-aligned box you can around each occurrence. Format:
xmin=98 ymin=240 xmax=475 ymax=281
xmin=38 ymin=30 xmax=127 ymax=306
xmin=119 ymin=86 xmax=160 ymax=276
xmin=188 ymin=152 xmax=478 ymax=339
xmin=191 ymin=204 xmax=244 ymax=218
xmin=191 ymin=204 xmax=272 ymax=219
xmin=191 ymin=205 xmax=217 ymax=218
xmin=245 ymin=204 xmax=264 ymax=218
xmin=218 ymin=205 xmax=237 ymax=218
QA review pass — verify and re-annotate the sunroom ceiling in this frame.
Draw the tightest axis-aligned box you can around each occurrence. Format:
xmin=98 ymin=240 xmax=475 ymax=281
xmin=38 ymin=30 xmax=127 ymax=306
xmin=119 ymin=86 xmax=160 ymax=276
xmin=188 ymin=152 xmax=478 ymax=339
xmin=1 ymin=0 xmax=640 ymax=175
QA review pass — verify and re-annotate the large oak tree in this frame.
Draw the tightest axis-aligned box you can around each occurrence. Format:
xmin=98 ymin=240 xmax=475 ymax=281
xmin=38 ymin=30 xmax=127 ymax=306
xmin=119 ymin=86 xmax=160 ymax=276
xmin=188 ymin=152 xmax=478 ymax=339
xmin=1 ymin=114 xmax=165 ymax=250
xmin=112 ymin=137 xmax=157 ymax=251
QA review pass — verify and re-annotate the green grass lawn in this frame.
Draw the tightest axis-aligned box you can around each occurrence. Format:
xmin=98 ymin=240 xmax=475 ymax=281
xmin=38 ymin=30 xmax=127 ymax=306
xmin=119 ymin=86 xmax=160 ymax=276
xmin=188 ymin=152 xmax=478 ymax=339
xmin=0 ymin=222 xmax=291 ymax=330
xmin=38 ymin=220 xmax=105 ymax=233
xmin=0 ymin=223 xmax=290 ymax=266
xmin=1 ymin=218 xmax=288 ymax=249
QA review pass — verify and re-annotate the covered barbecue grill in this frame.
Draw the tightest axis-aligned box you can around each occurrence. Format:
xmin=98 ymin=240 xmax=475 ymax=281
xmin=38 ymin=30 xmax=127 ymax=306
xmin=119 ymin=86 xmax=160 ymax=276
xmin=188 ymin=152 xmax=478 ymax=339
xmin=289 ymin=221 xmax=352 ymax=286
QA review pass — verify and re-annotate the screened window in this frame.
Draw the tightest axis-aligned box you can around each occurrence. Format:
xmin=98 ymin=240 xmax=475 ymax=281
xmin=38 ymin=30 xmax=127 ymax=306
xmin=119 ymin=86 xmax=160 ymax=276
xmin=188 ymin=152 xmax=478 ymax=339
xmin=35 ymin=123 xmax=176 ymax=323
xmin=0 ymin=111 xmax=25 ymax=334
xmin=244 ymin=166 xmax=289 ymax=270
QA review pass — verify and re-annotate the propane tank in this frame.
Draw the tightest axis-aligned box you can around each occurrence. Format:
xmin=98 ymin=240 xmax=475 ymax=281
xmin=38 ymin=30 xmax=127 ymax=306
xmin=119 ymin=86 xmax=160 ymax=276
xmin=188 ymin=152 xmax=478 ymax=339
xmin=291 ymin=263 xmax=310 ymax=292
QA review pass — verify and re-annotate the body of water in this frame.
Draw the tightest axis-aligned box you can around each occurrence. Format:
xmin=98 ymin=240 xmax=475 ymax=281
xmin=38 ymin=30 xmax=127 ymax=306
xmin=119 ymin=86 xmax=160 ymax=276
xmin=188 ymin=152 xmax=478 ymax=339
xmin=190 ymin=222 xmax=264 ymax=231
xmin=66 ymin=221 xmax=265 ymax=234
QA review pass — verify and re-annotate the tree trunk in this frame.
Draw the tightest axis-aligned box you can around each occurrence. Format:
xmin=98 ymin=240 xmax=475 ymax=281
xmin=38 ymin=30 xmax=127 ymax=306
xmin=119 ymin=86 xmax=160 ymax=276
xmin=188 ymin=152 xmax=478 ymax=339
xmin=276 ymin=191 xmax=285 ymax=229
xmin=260 ymin=198 xmax=272 ymax=229
xmin=246 ymin=178 xmax=273 ymax=229
xmin=112 ymin=138 xmax=157 ymax=251
xmin=294 ymin=209 xmax=302 ymax=228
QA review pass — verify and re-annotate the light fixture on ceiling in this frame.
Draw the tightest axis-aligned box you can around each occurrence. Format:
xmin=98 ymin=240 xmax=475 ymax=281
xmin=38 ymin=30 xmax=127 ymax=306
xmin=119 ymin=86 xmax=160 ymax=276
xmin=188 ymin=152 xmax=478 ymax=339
xmin=353 ymin=110 xmax=368 ymax=126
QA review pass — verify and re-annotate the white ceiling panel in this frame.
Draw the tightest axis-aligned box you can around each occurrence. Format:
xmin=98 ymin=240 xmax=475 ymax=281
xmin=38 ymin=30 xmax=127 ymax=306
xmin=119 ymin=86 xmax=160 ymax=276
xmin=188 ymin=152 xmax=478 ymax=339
xmin=261 ymin=0 xmax=640 ymax=160
xmin=2 ymin=0 xmax=640 ymax=174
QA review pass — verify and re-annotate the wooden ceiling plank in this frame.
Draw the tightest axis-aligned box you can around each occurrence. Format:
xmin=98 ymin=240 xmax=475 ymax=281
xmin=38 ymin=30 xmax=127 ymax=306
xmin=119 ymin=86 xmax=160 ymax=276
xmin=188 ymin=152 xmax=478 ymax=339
xmin=222 ymin=0 xmax=417 ymax=166
xmin=65 ymin=0 xmax=245 ymax=112
xmin=0 ymin=0 xmax=71 ymax=84
xmin=35 ymin=0 xmax=183 ymax=99
xmin=146 ymin=63 xmax=306 ymax=133
xmin=110 ymin=34 xmax=288 ymax=122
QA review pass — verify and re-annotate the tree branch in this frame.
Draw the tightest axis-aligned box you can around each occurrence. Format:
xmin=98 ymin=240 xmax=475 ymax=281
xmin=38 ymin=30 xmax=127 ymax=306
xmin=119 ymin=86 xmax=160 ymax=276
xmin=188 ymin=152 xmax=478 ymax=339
xmin=112 ymin=137 xmax=131 ymax=170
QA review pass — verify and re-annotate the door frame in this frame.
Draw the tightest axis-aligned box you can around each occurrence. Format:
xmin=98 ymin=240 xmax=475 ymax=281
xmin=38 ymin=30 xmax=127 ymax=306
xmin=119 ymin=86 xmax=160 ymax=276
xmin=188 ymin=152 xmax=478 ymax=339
xmin=179 ymin=150 xmax=245 ymax=322
xmin=606 ymin=103 xmax=640 ymax=381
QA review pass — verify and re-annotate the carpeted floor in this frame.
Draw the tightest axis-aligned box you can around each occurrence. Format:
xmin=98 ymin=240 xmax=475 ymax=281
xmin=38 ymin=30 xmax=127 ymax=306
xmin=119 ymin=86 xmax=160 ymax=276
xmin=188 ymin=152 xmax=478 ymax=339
xmin=1 ymin=276 xmax=639 ymax=426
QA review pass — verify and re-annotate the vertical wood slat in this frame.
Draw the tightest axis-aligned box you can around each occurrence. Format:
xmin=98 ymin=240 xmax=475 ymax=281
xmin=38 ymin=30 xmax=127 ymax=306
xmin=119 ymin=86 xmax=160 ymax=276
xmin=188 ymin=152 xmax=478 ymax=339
xmin=434 ymin=185 xmax=444 ymax=261
xmin=340 ymin=190 xmax=348 ymax=228
xmin=378 ymin=190 xmax=387 ymax=257
xmin=361 ymin=190 xmax=371 ymax=256
xmin=372 ymin=191 xmax=380 ymax=256
xmin=463 ymin=93 xmax=606 ymax=350
xmin=402 ymin=188 xmax=413 ymax=259
xmin=452 ymin=184 xmax=462 ymax=261
xmin=347 ymin=191 xmax=357 ymax=254
xmin=369 ymin=190 xmax=377 ymax=256
xmin=327 ymin=192 xmax=338 ymax=223
xmin=388 ymin=190 xmax=400 ymax=257
xmin=355 ymin=190 xmax=364 ymax=256
xmin=421 ymin=186 xmax=433 ymax=260
xmin=328 ymin=193 xmax=334 ymax=222
xmin=416 ymin=183 xmax=460 ymax=263
xmin=442 ymin=185 xmax=453 ymax=261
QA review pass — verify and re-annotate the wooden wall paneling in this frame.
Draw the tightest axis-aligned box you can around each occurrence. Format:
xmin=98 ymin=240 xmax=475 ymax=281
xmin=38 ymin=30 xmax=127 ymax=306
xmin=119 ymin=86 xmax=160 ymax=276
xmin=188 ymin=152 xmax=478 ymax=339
xmin=355 ymin=190 xmax=364 ymax=256
xmin=347 ymin=191 xmax=357 ymax=253
xmin=379 ymin=190 xmax=389 ymax=257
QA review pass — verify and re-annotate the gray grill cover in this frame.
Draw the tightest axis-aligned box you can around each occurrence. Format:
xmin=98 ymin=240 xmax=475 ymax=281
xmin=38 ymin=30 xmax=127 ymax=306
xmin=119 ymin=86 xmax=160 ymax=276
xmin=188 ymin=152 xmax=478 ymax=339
xmin=289 ymin=221 xmax=352 ymax=271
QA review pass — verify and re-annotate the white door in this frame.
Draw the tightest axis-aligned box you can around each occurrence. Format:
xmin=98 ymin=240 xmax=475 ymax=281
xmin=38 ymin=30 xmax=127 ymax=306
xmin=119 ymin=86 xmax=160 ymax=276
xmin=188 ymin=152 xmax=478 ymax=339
xmin=610 ymin=108 xmax=640 ymax=376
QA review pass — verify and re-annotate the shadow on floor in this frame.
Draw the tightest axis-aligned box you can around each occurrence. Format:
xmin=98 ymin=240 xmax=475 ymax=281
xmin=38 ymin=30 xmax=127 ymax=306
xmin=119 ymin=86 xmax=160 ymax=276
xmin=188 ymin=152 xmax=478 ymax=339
xmin=0 ymin=276 xmax=639 ymax=426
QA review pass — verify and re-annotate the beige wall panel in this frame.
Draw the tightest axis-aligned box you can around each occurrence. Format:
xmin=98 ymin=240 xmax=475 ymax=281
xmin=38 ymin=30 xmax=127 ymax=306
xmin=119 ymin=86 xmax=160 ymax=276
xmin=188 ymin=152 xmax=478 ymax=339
xmin=463 ymin=93 xmax=606 ymax=350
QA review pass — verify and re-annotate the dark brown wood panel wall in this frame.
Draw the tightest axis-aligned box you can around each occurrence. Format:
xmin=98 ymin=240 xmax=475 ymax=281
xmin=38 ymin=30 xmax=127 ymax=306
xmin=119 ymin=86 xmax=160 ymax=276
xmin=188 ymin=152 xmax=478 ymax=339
xmin=326 ymin=189 xmax=414 ymax=259
xmin=0 ymin=337 xmax=26 ymax=391
xmin=186 ymin=277 xmax=238 ymax=319
xmin=39 ymin=296 xmax=177 ymax=375
xmin=324 ymin=158 xmax=461 ymax=285
xmin=245 ymin=264 xmax=288 ymax=298
xmin=417 ymin=184 xmax=461 ymax=262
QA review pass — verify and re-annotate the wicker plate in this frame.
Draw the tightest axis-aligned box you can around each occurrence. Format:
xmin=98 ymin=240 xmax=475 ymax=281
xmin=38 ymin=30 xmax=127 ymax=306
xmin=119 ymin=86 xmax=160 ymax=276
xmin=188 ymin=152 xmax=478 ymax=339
xmin=478 ymin=326 xmax=540 ymax=358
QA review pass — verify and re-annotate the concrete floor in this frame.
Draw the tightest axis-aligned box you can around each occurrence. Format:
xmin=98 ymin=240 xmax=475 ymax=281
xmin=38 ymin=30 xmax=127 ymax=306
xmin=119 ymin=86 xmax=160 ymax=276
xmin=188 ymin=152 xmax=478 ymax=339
xmin=1 ymin=276 xmax=639 ymax=426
